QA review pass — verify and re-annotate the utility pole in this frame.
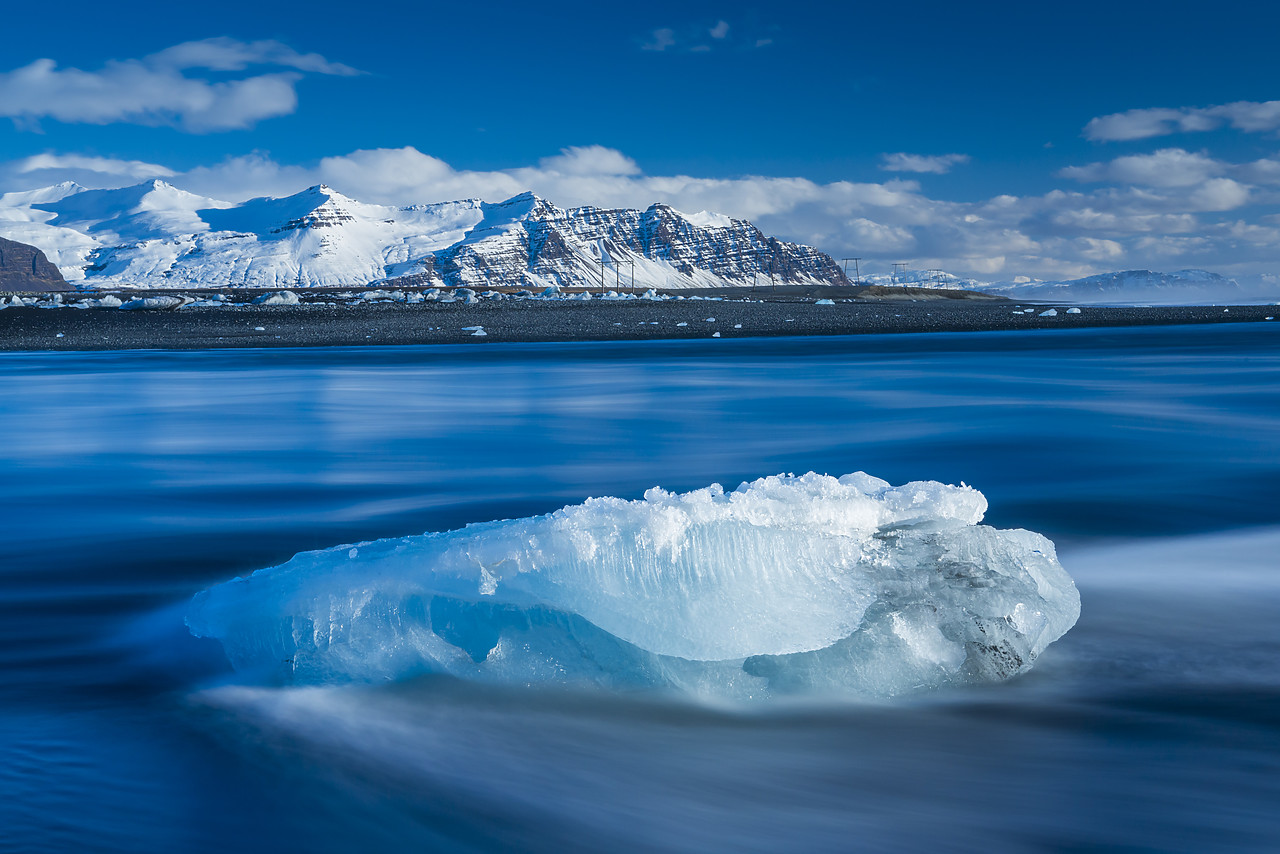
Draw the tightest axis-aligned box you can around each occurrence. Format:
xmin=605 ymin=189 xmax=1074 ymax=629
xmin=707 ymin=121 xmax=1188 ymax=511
xmin=892 ymin=262 xmax=908 ymax=286
xmin=599 ymin=252 xmax=606 ymax=289
xmin=628 ymin=258 xmax=635 ymax=289
xmin=842 ymin=257 xmax=862 ymax=286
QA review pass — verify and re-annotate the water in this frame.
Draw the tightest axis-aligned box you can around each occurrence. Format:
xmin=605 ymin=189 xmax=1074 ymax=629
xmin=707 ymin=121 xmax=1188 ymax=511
xmin=2 ymin=324 xmax=1278 ymax=853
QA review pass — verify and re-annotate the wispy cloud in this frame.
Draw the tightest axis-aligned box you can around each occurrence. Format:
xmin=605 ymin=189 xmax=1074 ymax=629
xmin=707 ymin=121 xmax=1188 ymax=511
xmin=640 ymin=20 xmax=771 ymax=53
xmin=16 ymin=152 xmax=175 ymax=179
xmin=879 ymin=153 xmax=970 ymax=174
xmin=641 ymin=29 xmax=676 ymax=52
xmin=1084 ymin=100 xmax=1280 ymax=142
xmin=146 ymin=37 xmax=360 ymax=75
xmin=1059 ymin=148 xmax=1224 ymax=188
xmin=0 ymin=38 xmax=360 ymax=133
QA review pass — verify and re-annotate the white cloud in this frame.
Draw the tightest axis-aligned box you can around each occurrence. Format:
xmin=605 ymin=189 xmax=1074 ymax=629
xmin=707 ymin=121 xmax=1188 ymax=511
xmin=1188 ymin=177 xmax=1250 ymax=211
xmin=0 ymin=39 xmax=358 ymax=133
xmin=879 ymin=153 xmax=970 ymax=174
xmin=1074 ymin=237 xmax=1125 ymax=261
xmin=535 ymin=145 xmax=643 ymax=176
xmin=1060 ymin=148 xmax=1224 ymax=188
xmin=1238 ymin=156 xmax=1280 ymax=185
xmin=1084 ymin=100 xmax=1280 ymax=141
xmin=641 ymin=29 xmax=676 ymax=52
xmin=643 ymin=21 xmax=770 ymax=53
xmin=1057 ymin=149 xmax=1256 ymax=213
xmin=1131 ymin=235 xmax=1213 ymax=258
xmin=147 ymin=37 xmax=360 ymax=75
xmin=15 ymin=152 xmax=174 ymax=179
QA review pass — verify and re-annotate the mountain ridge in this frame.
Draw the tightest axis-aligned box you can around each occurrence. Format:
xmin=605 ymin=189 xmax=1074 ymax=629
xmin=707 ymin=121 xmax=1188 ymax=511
xmin=0 ymin=182 xmax=848 ymax=291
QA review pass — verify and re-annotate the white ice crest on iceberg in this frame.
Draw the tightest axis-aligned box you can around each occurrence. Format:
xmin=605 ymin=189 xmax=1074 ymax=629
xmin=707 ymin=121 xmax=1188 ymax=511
xmin=186 ymin=472 xmax=1080 ymax=700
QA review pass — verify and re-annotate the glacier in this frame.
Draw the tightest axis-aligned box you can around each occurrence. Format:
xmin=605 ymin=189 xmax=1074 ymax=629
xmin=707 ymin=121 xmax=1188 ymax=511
xmin=185 ymin=473 xmax=1080 ymax=700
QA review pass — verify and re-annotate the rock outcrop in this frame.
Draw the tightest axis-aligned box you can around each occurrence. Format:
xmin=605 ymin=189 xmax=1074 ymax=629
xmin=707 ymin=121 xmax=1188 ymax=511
xmin=0 ymin=236 xmax=70 ymax=292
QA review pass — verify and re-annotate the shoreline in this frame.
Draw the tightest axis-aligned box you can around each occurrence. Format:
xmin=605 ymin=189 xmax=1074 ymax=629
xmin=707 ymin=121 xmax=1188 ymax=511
xmin=1 ymin=297 xmax=1276 ymax=351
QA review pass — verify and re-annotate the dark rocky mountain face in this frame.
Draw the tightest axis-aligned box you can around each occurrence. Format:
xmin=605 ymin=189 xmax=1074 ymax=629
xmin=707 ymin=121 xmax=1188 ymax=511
xmin=0 ymin=237 xmax=70 ymax=292
xmin=425 ymin=198 xmax=849 ymax=290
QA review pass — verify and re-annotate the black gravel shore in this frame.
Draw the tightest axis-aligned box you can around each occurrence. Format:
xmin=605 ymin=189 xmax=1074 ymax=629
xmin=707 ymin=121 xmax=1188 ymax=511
xmin=1 ymin=297 xmax=1276 ymax=351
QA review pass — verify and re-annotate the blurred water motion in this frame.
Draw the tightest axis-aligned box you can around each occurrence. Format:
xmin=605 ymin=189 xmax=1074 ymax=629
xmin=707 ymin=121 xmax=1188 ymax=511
xmin=2 ymin=325 xmax=1279 ymax=852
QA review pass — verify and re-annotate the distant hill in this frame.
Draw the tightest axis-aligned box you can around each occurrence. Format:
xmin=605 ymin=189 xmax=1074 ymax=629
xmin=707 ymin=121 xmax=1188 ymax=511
xmin=862 ymin=267 xmax=1267 ymax=305
xmin=989 ymin=269 xmax=1247 ymax=304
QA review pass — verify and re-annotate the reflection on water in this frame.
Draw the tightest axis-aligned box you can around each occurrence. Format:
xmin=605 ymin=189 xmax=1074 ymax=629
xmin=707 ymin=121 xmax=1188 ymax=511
xmin=2 ymin=325 xmax=1279 ymax=852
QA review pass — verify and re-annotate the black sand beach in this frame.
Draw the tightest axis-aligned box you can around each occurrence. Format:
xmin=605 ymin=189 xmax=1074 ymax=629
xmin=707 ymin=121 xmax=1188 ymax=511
xmin=1 ymin=290 xmax=1276 ymax=350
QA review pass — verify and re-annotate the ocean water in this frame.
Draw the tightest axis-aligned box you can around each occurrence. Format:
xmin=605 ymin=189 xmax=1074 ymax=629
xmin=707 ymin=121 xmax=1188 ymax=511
xmin=2 ymin=324 xmax=1278 ymax=853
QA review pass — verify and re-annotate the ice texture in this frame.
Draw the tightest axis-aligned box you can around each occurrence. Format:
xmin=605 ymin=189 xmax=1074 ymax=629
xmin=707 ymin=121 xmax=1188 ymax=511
xmin=186 ymin=473 xmax=1080 ymax=700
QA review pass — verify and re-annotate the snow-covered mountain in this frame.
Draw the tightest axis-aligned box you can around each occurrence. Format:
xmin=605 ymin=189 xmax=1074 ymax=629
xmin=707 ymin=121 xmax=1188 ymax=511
xmin=864 ymin=267 xmax=1261 ymax=304
xmin=0 ymin=180 xmax=848 ymax=290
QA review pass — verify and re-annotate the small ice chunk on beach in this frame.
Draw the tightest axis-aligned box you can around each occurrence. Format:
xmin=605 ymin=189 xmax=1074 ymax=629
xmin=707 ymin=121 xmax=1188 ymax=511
xmin=815 ymin=299 xmax=835 ymax=305
xmin=1039 ymin=309 xmax=1058 ymax=317
xmin=119 ymin=296 xmax=187 ymax=310
xmin=251 ymin=290 xmax=300 ymax=306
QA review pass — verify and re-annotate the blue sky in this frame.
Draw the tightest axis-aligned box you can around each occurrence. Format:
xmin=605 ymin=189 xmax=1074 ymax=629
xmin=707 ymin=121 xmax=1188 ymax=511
xmin=1 ymin=0 xmax=1278 ymax=283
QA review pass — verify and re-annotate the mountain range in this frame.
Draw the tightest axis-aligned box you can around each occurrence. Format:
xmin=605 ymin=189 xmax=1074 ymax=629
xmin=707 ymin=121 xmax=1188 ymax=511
xmin=0 ymin=180 xmax=1265 ymax=302
xmin=861 ymin=267 xmax=1258 ymax=305
xmin=0 ymin=180 xmax=846 ymax=291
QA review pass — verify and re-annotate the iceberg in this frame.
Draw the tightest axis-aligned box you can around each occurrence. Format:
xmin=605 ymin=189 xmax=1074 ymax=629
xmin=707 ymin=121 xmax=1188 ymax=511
xmin=250 ymin=290 xmax=301 ymax=306
xmin=186 ymin=473 xmax=1080 ymax=700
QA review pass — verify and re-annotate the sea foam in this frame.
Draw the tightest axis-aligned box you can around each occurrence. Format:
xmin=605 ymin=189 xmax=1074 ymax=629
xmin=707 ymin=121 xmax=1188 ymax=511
xmin=186 ymin=473 xmax=1080 ymax=700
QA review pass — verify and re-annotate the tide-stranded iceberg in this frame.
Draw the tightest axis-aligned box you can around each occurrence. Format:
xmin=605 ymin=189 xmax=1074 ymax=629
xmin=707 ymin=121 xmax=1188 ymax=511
xmin=186 ymin=473 xmax=1080 ymax=700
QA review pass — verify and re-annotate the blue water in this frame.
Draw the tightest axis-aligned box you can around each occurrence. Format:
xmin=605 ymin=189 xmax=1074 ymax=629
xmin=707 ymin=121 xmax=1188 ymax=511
xmin=2 ymin=325 xmax=1278 ymax=853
